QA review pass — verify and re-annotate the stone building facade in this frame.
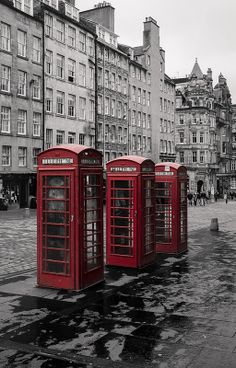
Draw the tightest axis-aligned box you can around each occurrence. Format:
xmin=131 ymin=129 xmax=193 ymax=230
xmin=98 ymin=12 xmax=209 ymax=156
xmin=0 ymin=0 xmax=43 ymax=206
xmin=174 ymin=60 xmax=232 ymax=195
xmin=35 ymin=0 xmax=96 ymax=150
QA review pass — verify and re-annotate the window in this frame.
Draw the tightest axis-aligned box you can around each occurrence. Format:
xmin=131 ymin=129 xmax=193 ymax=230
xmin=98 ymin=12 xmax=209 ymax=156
xmin=160 ymin=97 xmax=163 ymax=112
xmin=46 ymin=128 xmax=53 ymax=148
xmin=68 ymin=26 xmax=76 ymax=48
xmin=132 ymin=134 xmax=136 ymax=150
xmin=1 ymin=22 xmax=11 ymax=51
xmin=147 ymin=137 xmax=151 ymax=152
xmin=32 ymin=37 xmax=41 ymax=63
xmin=17 ymin=110 xmax=27 ymax=135
xmin=117 ymin=75 xmax=121 ymax=92
xmin=110 ymin=72 xmax=115 ymax=90
xmin=33 ymin=112 xmax=41 ymax=136
xmin=56 ymin=20 xmax=65 ymax=43
xmin=117 ymin=101 xmax=122 ymax=119
xmin=137 ymin=135 xmax=141 ymax=150
xmin=143 ymin=90 xmax=146 ymax=105
xmin=17 ymin=30 xmax=26 ymax=57
xmin=98 ymin=67 xmax=102 ymax=86
xmin=1 ymin=107 xmax=10 ymax=133
xmin=104 ymin=70 xmax=109 ymax=88
xmin=180 ymin=151 xmax=184 ymax=163
xmin=111 ymin=99 xmax=115 ymax=117
xmin=179 ymin=131 xmax=184 ymax=143
xmin=132 ymin=86 xmax=136 ymax=102
xmin=147 ymin=115 xmax=151 ymax=129
xmin=79 ymin=97 xmax=86 ymax=119
xmin=143 ymin=136 xmax=146 ymax=151
xmin=137 ymin=68 xmax=141 ymax=81
xmin=79 ymin=133 xmax=85 ymax=145
xmin=32 ymin=148 xmax=41 ymax=166
xmin=89 ymin=99 xmax=95 ymax=121
xmin=32 ymin=75 xmax=41 ymax=99
xmin=147 ymin=73 xmax=151 ymax=85
xmin=192 ymin=132 xmax=197 ymax=143
xmin=123 ymin=78 xmax=127 ymax=95
xmin=79 ymin=32 xmax=86 ymax=52
xmin=45 ymin=50 xmax=53 ymax=75
xmin=98 ymin=95 xmax=103 ymax=114
xmin=200 ymin=132 xmax=204 ymax=143
xmin=2 ymin=146 xmax=11 ymax=166
xmin=56 ymin=91 xmax=65 ymax=115
xmin=1 ymin=65 xmax=10 ymax=92
xmin=46 ymin=88 xmax=53 ymax=113
xmin=68 ymin=132 xmax=76 ymax=144
xmin=123 ymin=128 xmax=127 ymax=144
xmin=118 ymin=126 xmax=122 ymax=143
xmin=147 ymin=55 xmax=151 ymax=66
xmin=45 ymin=14 xmax=53 ymax=37
xmin=15 ymin=0 xmax=22 ymax=10
xmin=88 ymin=37 xmax=94 ymax=56
xmin=143 ymin=113 xmax=146 ymax=128
xmin=24 ymin=0 xmax=31 ymax=14
xmin=57 ymin=54 xmax=64 ymax=79
xmin=68 ymin=58 xmax=76 ymax=83
xmin=68 ymin=94 xmax=76 ymax=117
xmin=56 ymin=130 xmax=64 ymax=145
xmin=79 ymin=63 xmax=86 ymax=86
xmin=104 ymin=97 xmax=109 ymax=115
xmin=147 ymin=92 xmax=151 ymax=107
xmin=200 ymin=151 xmax=205 ymax=163
xmin=192 ymin=151 xmax=197 ymax=163
xmin=138 ymin=88 xmax=141 ymax=103
xmin=138 ymin=112 xmax=141 ymax=127
xmin=18 ymin=147 xmax=27 ymax=167
xmin=89 ymin=67 xmax=94 ymax=89
xmin=131 ymin=110 xmax=135 ymax=126
xmin=17 ymin=70 xmax=26 ymax=96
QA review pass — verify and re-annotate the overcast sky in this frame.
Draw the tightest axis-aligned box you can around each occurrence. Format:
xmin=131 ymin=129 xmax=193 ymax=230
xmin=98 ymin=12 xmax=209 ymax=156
xmin=79 ymin=0 xmax=236 ymax=103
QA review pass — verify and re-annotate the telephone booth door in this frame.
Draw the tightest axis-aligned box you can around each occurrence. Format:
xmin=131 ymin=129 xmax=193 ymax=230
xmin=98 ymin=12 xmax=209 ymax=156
xmin=107 ymin=177 xmax=138 ymax=267
xmin=80 ymin=169 xmax=103 ymax=289
xmin=155 ymin=162 xmax=188 ymax=255
xmin=155 ymin=181 xmax=173 ymax=249
xmin=38 ymin=171 xmax=75 ymax=290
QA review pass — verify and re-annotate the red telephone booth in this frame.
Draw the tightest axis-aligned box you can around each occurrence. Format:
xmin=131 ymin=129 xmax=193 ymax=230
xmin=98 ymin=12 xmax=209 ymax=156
xmin=37 ymin=144 xmax=104 ymax=290
xmin=155 ymin=162 xmax=188 ymax=254
xmin=106 ymin=156 xmax=156 ymax=268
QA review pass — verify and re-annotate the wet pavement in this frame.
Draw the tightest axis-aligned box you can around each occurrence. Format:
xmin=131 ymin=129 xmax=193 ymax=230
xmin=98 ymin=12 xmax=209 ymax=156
xmin=0 ymin=201 xmax=236 ymax=367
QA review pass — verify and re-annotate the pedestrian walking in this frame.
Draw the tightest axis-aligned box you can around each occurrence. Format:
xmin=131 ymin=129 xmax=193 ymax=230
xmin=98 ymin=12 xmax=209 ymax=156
xmin=193 ymin=193 xmax=197 ymax=206
xmin=224 ymin=192 xmax=228 ymax=204
xmin=187 ymin=192 xmax=193 ymax=206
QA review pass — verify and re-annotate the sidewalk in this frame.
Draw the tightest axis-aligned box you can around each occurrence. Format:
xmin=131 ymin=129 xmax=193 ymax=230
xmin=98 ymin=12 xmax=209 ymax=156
xmin=0 ymin=201 xmax=236 ymax=367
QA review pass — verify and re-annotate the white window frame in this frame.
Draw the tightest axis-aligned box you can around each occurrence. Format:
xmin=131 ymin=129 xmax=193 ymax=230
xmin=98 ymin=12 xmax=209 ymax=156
xmin=33 ymin=112 xmax=41 ymax=136
xmin=68 ymin=94 xmax=76 ymax=117
xmin=57 ymin=54 xmax=64 ymax=79
xmin=1 ymin=65 xmax=10 ymax=92
xmin=56 ymin=130 xmax=65 ymax=145
xmin=17 ymin=110 xmax=27 ymax=135
xmin=45 ymin=14 xmax=53 ymax=38
xmin=32 ymin=75 xmax=41 ymax=99
xmin=17 ymin=29 xmax=26 ymax=57
xmin=56 ymin=20 xmax=65 ymax=43
xmin=32 ymin=36 xmax=41 ymax=63
xmin=1 ymin=106 xmax=11 ymax=133
xmin=46 ymin=88 xmax=53 ymax=113
xmin=18 ymin=147 xmax=27 ymax=167
xmin=45 ymin=49 xmax=53 ymax=75
xmin=56 ymin=91 xmax=65 ymax=115
xmin=68 ymin=58 xmax=76 ymax=83
xmin=1 ymin=22 xmax=11 ymax=51
xmin=79 ymin=63 xmax=86 ymax=86
xmin=17 ymin=70 xmax=27 ymax=96
xmin=79 ymin=31 xmax=86 ymax=52
xmin=79 ymin=97 xmax=86 ymax=119
xmin=2 ymin=145 xmax=11 ymax=166
xmin=68 ymin=26 xmax=76 ymax=48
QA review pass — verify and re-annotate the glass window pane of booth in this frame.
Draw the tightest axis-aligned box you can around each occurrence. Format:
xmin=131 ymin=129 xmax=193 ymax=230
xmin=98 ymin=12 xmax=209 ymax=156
xmin=155 ymin=182 xmax=172 ymax=243
xmin=42 ymin=175 xmax=70 ymax=274
xmin=110 ymin=180 xmax=134 ymax=255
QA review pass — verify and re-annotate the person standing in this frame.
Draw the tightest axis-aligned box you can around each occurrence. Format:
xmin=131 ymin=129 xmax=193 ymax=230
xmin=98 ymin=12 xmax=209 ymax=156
xmin=224 ymin=192 xmax=228 ymax=204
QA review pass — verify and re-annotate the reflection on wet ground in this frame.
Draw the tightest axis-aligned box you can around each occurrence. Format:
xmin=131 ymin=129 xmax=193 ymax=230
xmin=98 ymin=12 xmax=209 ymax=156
xmin=0 ymin=226 xmax=236 ymax=367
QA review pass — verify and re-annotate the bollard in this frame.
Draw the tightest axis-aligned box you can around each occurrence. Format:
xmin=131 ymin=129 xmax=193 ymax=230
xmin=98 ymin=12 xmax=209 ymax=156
xmin=210 ymin=218 xmax=219 ymax=231
xmin=24 ymin=208 xmax=30 ymax=218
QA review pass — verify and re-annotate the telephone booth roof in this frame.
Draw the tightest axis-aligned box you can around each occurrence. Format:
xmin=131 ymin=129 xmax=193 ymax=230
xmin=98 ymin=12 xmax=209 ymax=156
xmin=155 ymin=162 xmax=187 ymax=172
xmin=38 ymin=144 xmax=101 ymax=157
xmin=107 ymin=155 xmax=154 ymax=165
xmin=38 ymin=144 xmax=102 ymax=167
xmin=106 ymin=155 xmax=155 ymax=174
